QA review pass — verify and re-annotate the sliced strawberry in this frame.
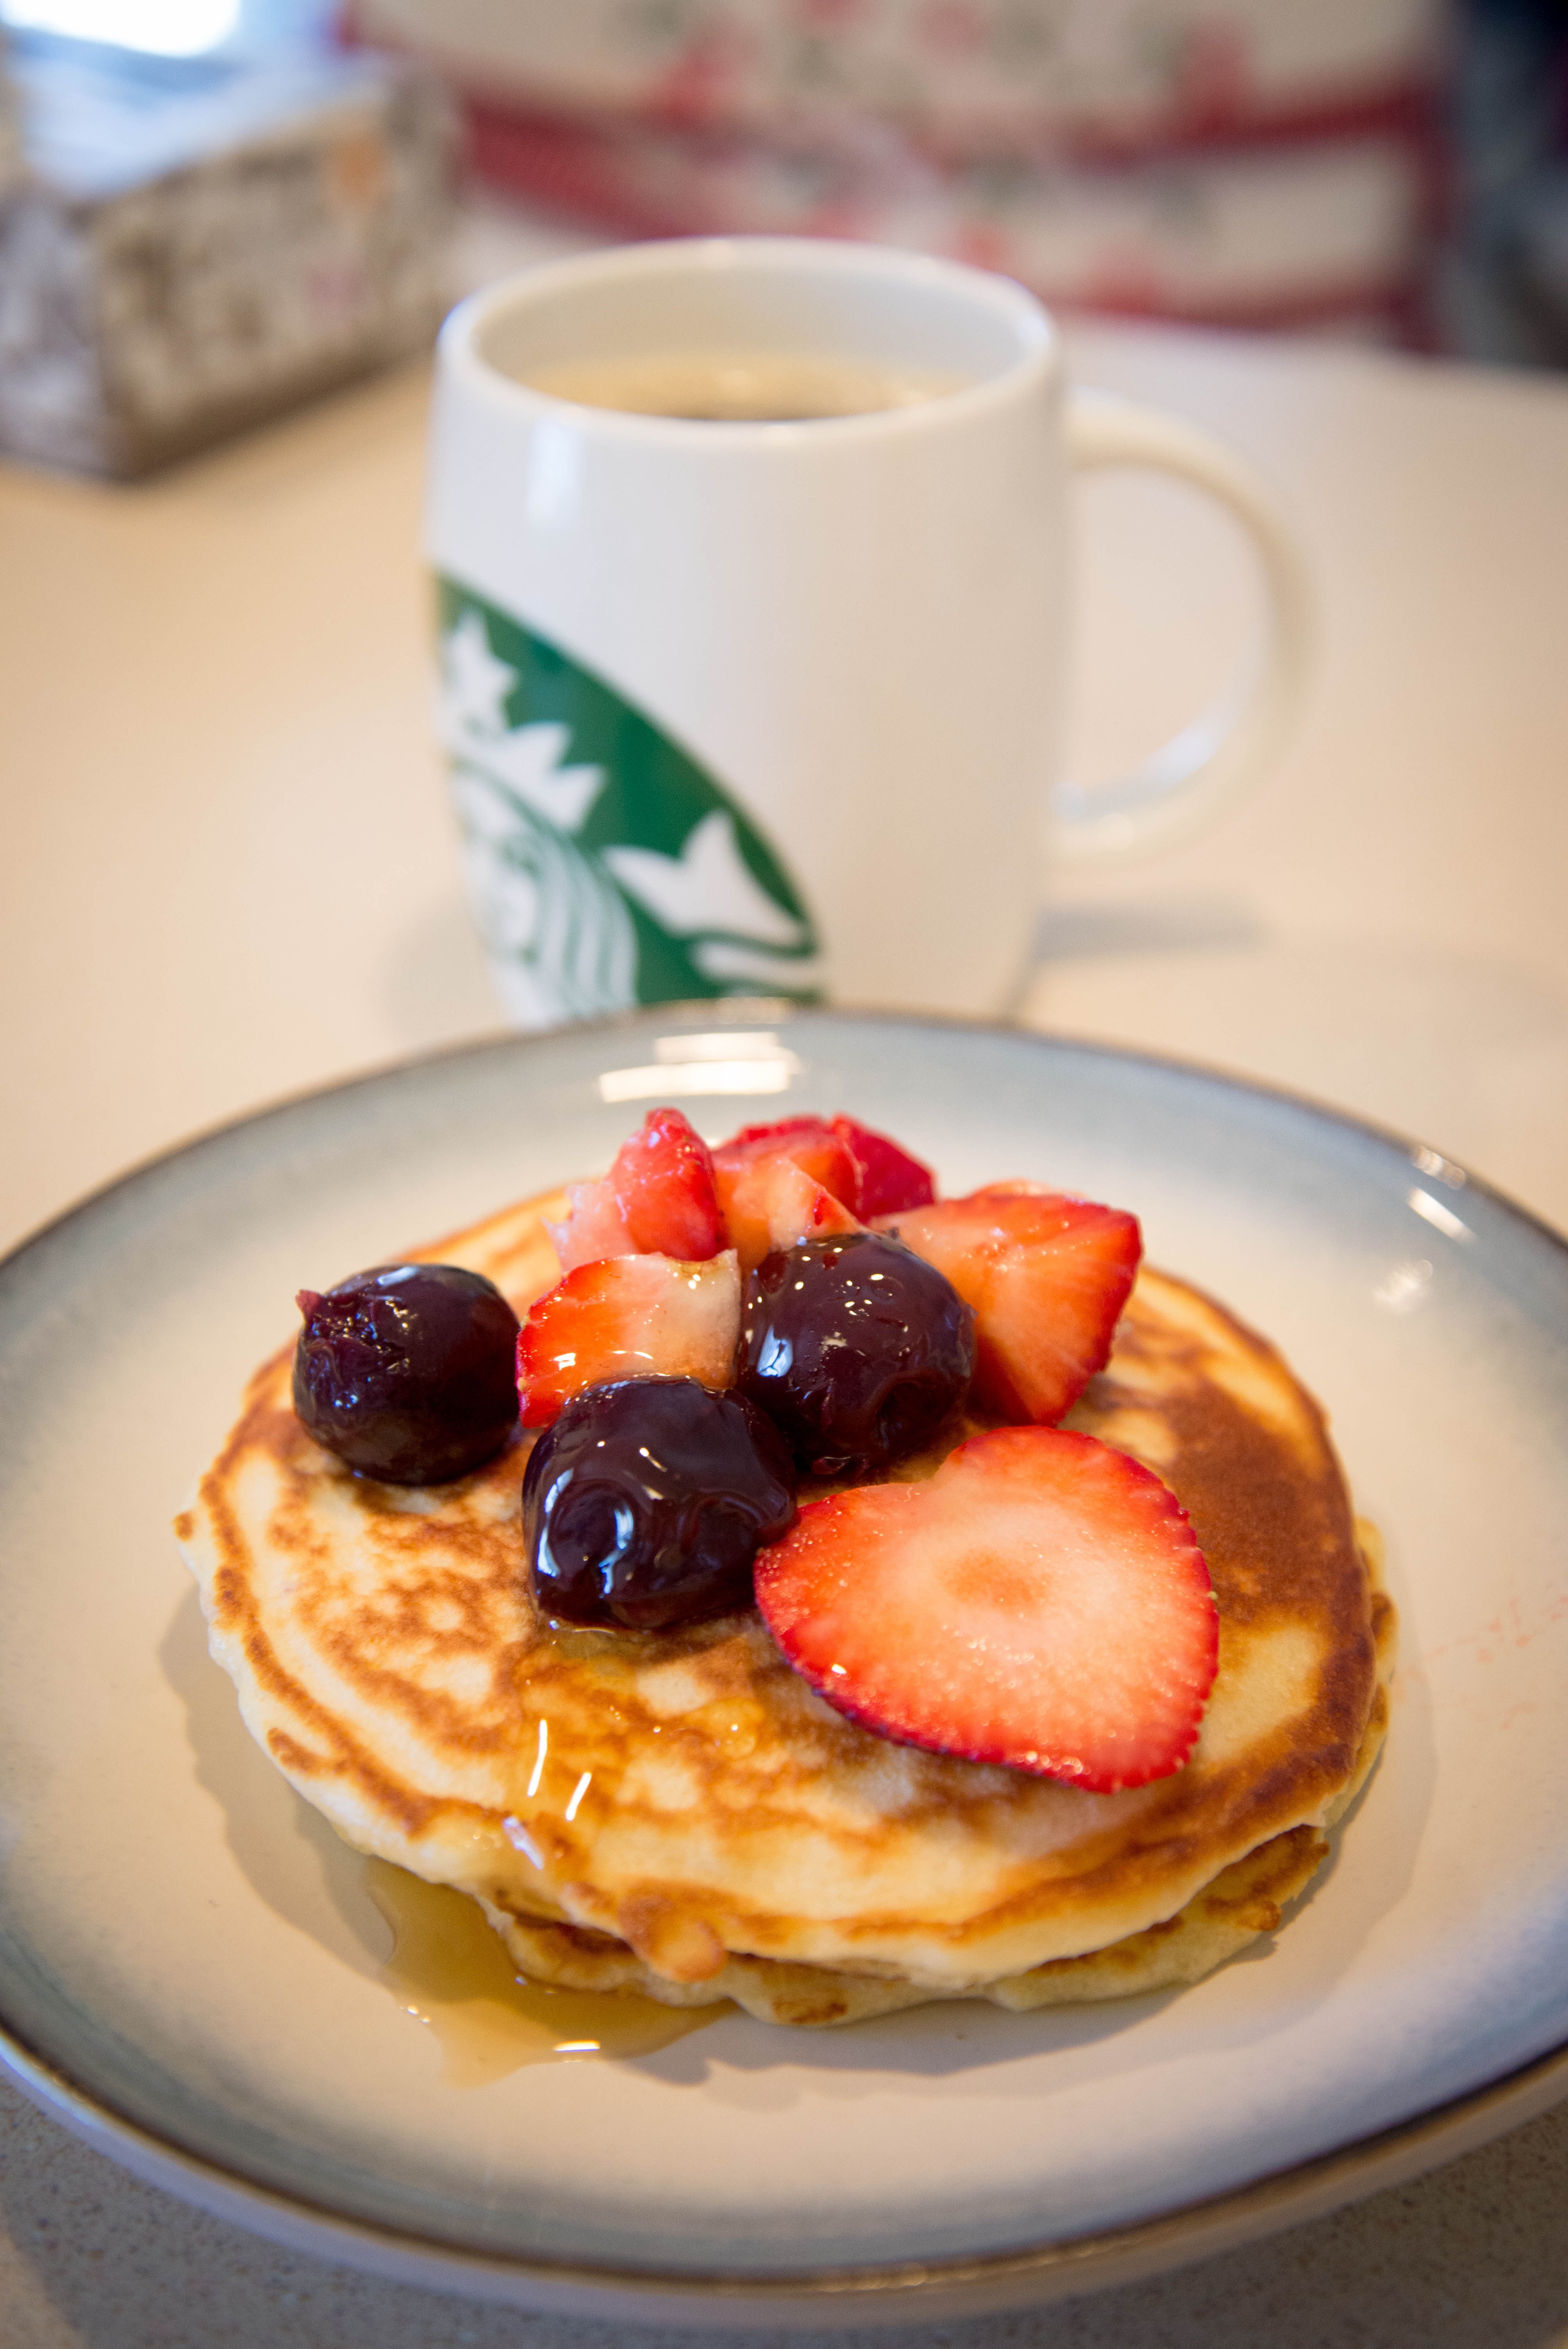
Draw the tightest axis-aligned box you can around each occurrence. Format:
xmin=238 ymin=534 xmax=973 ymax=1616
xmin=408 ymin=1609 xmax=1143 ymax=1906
xmin=549 ymin=1107 xmax=723 ymax=1270
xmin=878 ymin=1188 xmax=1140 ymax=1424
xmin=516 ymin=1251 xmax=740 ymax=1427
xmin=828 ymin=1117 xmax=935 ymax=1217
xmin=755 ymin=1425 xmax=1216 ymax=1791
xmin=611 ymin=1106 xmax=724 ymax=1259
xmin=718 ymin=1117 xmax=831 ymax=1156
xmin=547 ymin=1177 xmax=633 ymax=1273
xmin=713 ymin=1152 xmax=861 ymax=1276
xmin=713 ymin=1117 xmax=861 ymax=1211
xmin=712 ymin=1112 xmax=935 ymax=1220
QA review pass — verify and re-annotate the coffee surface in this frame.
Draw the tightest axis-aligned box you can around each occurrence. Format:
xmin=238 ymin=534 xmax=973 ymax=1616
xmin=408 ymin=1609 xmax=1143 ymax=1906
xmin=521 ymin=348 xmax=964 ymax=421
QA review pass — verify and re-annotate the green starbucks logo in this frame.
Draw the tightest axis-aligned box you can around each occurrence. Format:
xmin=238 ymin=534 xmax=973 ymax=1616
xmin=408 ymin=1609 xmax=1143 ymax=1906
xmin=437 ymin=579 xmax=823 ymax=1024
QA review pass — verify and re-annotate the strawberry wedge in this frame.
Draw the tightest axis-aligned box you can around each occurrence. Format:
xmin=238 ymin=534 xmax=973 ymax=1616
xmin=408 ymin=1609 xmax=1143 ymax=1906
xmin=756 ymin=1426 xmax=1217 ymax=1792
xmin=713 ymin=1114 xmax=935 ymax=1221
xmin=550 ymin=1107 xmax=724 ymax=1271
xmin=879 ymin=1187 xmax=1140 ymax=1423
xmin=547 ymin=1178 xmax=634 ymax=1272
xmin=829 ymin=1117 xmax=935 ymax=1218
xmin=516 ymin=1251 xmax=740 ymax=1426
xmin=713 ymin=1118 xmax=862 ymax=1213
xmin=713 ymin=1152 xmax=861 ymax=1277
xmin=612 ymin=1107 xmax=725 ymax=1257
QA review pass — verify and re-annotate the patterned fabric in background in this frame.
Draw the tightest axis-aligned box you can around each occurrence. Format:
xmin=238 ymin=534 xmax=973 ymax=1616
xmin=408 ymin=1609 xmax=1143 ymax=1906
xmin=347 ymin=0 xmax=1448 ymax=339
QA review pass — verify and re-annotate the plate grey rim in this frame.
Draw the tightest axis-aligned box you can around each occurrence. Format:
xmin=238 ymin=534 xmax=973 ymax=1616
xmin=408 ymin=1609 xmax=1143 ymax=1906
xmin=5 ymin=1956 xmax=1568 ymax=2323
xmin=3 ymin=1003 xmax=1566 ymax=2320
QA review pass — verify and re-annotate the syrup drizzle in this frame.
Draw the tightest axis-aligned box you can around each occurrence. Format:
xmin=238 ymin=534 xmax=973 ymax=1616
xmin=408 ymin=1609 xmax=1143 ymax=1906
xmin=363 ymin=1860 xmax=722 ymax=2084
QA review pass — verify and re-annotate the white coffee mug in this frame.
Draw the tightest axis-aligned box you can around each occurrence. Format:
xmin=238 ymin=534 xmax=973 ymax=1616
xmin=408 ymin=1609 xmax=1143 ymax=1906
xmin=428 ymin=237 xmax=1311 ymax=1028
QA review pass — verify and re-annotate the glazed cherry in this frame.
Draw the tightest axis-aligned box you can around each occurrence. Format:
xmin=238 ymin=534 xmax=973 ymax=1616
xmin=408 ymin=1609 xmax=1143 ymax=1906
xmin=293 ymin=1264 xmax=520 ymax=1483
xmin=737 ymin=1231 xmax=976 ymax=1477
xmin=523 ymin=1377 xmax=796 ymax=1631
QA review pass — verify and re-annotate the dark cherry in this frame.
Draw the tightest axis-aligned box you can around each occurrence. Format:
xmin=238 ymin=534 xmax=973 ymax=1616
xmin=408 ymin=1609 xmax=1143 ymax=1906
xmin=737 ymin=1230 xmax=976 ymax=1477
xmin=523 ymin=1377 xmax=796 ymax=1631
xmin=292 ymin=1263 xmax=520 ymax=1483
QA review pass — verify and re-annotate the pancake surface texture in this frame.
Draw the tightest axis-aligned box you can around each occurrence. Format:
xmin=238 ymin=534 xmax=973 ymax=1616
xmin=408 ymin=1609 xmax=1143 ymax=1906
xmin=177 ymin=1187 xmax=1393 ymax=2026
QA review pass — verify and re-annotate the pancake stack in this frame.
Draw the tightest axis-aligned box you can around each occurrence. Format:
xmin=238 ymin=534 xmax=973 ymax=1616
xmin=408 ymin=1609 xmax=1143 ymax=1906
xmin=177 ymin=1182 xmax=1393 ymax=2026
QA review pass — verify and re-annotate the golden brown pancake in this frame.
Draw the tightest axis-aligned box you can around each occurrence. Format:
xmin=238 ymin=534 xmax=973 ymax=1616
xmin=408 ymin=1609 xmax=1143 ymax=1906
xmin=176 ymin=1187 xmax=1393 ymax=2026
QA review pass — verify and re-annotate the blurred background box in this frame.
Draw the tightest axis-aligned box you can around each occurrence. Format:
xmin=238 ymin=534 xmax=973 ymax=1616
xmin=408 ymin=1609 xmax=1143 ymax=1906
xmin=0 ymin=30 xmax=455 ymax=476
xmin=347 ymin=0 xmax=1447 ymax=339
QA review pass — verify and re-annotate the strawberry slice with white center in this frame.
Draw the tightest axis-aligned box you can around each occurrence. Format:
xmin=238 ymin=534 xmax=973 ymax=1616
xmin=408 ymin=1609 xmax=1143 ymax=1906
xmin=755 ymin=1425 xmax=1217 ymax=1791
xmin=516 ymin=1250 xmax=740 ymax=1427
xmin=713 ymin=1152 xmax=861 ymax=1277
xmin=878 ymin=1187 xmax=1140 ymax=1424
xmin=713 ymin=1113 xmax=935 ymax=1220
xmin=547 ymin=1177 xmax=634 ymax=1273
xmin=549 ymin=1107 xmax=724 ymax=1271
xmin=713 ymin=1117 xmax=862 ymax=1212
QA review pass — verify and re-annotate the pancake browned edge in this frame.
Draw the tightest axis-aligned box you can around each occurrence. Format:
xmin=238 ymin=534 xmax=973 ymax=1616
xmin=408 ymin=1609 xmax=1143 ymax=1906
xmin=176 ymin=1187 xmax=1395 ymax=2028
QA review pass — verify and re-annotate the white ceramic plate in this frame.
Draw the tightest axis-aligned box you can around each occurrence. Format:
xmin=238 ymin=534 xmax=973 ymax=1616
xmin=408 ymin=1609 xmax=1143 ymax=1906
xmin=2 ymin=1008 xmax=1566 ymax=2328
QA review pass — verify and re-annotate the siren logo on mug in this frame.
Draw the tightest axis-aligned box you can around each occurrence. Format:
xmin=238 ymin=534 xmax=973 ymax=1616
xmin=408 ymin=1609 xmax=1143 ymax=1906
xmin=428 ymin=239 xmax=1311 ymax=1028
xmin=437 ymin=582 xmax=822 ymax=1027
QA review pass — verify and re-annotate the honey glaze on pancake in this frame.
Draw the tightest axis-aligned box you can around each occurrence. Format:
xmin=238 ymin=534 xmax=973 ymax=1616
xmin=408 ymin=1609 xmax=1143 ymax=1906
xmin=364 ymin=1860 xmax=723 ymax=2080
xmin=180 ymin=1185 xmax=1384 ymax=2009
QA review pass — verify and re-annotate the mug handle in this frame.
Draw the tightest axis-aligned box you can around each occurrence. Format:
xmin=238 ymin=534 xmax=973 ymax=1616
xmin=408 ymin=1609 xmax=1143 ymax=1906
xmin=1051 ymin=389 xmax=1316 ymax=865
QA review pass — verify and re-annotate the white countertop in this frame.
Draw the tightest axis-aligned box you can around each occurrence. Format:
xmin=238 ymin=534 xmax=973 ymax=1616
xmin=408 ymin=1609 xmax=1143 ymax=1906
xmin=3 ymin=209 xmax=1567 ymax=2347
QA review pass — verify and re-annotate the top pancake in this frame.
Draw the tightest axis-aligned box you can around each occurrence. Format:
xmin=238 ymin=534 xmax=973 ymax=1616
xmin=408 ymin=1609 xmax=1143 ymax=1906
xmin=178 ymin=1185 xmax=1381 ymax=2000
